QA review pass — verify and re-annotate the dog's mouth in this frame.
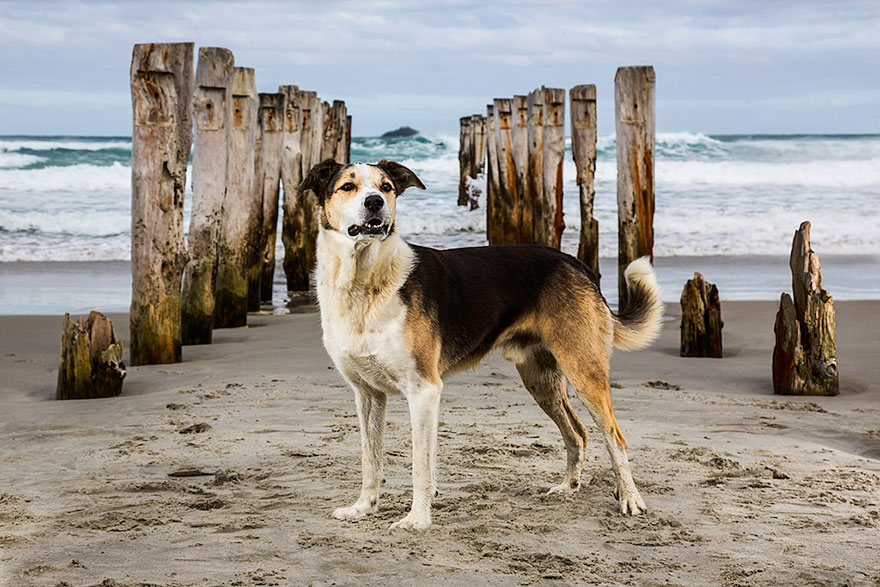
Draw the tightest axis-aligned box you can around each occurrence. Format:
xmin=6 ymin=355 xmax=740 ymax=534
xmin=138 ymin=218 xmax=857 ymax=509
xmin=347 ymin=217 xmax=389 ymax=238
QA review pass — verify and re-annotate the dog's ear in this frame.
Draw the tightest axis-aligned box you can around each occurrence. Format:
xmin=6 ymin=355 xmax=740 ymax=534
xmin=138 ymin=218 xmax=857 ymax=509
xmin=299 ymin=159 xmax=343 ymax=204
xmin=376 ymin=160 xmax=426 ymax=195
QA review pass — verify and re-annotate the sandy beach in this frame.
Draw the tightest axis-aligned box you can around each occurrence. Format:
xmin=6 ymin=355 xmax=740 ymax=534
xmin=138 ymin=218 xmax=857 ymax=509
xmin=1 ymin=299 xmax=878 ymax=586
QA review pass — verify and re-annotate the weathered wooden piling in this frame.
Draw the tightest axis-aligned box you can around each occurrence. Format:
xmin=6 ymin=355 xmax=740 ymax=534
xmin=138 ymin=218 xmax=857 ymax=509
xmin=540 ymin=87 xmax=566 ymax=249
xmin=485 ymin=104 xmax=504 ymax=245
xmin=249 ymin=101 xmax=264 ymax=312
xmin=570 ymin=84 xmax=599 ymax=280
xmin=129 ymin=42 xmax=194 ymax=365
xmin=525 ymin=89 xmax=544 ymax=246
xmin=257 ymin=92 xmax=284 ymax=304
xmin=773 ymin=222 xmax=839 ymax=396
xmin=680 ymin=273 xmax=723 ymax=358
xmin=279 ymin=86 xmax=303 ymax=293
xmin=458 ymin=116 xmax=474 ymax=207
xmin=493 ymin=99 xmax=518 ymax=244
xmin=332 ymin=101 xmax=350 ymax=163
xmin=472 ymin=114 xmax=487 ymax=176
xmin=180 ymin=47 xmax=233 ymax=345
xmin=214 ymin=66 xmax=258 ymax=328
xmin=511 ymin=96 xmax=529 ymax=243
xmin=282 ymin=89 xmax=320 ymax=292
xmin=615 ymin=66 xmax=655 ymax=307
xmin=57 ymin=312 xmax=126 ymax=400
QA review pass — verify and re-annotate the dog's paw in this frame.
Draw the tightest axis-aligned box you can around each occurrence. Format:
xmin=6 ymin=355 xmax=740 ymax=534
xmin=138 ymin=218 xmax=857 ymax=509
xmin=617 ymin=489 xmax=646 ymax=516
xmin=547 ymin=478 xmax=580 ymax=496
xmin=332 ymin=498 xmax=378 ymax=520
xmin=389 ymin=512 xmax=431 ymax=531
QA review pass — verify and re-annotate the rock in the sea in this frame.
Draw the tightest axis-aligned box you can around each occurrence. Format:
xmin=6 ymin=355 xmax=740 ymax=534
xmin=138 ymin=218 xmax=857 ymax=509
xmin=381 ymin=126 xmax=419 ymax=138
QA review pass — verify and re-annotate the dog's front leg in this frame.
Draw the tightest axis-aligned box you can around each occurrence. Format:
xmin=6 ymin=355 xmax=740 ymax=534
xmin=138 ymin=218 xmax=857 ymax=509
xmin=333 ymin=386 xmax=386 ymax=520
xmin=391 ymin=383 xmax=442 ymax=531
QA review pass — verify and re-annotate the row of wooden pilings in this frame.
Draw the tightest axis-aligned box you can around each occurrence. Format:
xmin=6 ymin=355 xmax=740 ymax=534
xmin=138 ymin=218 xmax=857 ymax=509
xmin=129 ymin=42 xmax=350 ymax=366
xmin=458 ymin=66 xmax=655 ymax=308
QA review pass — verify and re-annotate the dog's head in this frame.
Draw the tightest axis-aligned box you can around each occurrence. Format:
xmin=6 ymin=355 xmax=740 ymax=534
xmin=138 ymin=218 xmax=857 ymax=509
xmin=300 ymin=159 xmax=425 ymax=240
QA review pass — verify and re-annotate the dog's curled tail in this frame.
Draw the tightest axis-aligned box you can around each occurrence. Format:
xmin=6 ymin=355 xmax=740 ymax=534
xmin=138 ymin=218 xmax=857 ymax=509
xmin=611 ymin=257 xmax=664 ymax=351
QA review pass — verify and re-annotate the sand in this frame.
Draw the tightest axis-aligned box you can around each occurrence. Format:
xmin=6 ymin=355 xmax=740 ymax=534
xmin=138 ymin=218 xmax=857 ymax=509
xmin=1 ymin=301 xmax=879 ymax=586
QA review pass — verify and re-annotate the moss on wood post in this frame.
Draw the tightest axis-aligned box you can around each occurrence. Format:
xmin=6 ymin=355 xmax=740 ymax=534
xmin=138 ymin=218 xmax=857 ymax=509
xmin=773 ymin=221 xmax=839 ymax=395
xmin=214 ymin=66 xmax=258 ymax=328
xmin=570 ymin=84 xmax=599 ymax=280
xmin=615 ymin=66 xmax=655 ymax=308
xmin=181 ymin=47 xmax=233 ymax=345
xmin=129 ymin=42 xmax=194 ymax=365
xmin=257 ymin=92 xmax=284 ymax=304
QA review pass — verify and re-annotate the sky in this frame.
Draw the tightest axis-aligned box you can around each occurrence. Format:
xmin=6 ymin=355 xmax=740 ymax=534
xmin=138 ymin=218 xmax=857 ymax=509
xmin=0 ymin=0 xmax=878 ymax=137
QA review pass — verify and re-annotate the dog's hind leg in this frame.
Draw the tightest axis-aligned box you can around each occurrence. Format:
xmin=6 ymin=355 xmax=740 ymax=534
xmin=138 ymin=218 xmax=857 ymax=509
xmin=332 ymin=385 xmax=387 ymax=520
xmin=515 ymin=346 xmax=588 ymax=495
xmin=562 ymin=361 xmax=646 ymax=515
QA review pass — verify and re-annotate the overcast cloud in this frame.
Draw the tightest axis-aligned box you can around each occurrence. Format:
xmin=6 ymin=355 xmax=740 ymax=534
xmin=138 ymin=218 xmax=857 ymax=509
xmin=1 ymin=0 xmax=878 ymax=136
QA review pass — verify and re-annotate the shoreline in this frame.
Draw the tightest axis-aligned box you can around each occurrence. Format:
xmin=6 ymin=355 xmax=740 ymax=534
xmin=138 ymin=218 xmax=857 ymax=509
xmin=1 ymin=253 xmax=878 ymax=316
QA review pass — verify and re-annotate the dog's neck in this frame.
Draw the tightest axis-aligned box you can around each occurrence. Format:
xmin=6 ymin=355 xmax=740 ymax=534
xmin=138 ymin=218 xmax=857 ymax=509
xmin=315 ymin=225 xmax=414 ymax=316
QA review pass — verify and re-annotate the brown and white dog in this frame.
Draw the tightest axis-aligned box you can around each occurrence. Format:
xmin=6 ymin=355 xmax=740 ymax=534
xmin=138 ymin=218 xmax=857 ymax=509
xmin=300 ymin=159 xmax=663 ymax=530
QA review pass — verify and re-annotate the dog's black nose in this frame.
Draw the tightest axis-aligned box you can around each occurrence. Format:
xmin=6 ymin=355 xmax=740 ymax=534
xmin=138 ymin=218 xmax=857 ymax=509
xmin=364 ymin=195 xmax=384 ymax=212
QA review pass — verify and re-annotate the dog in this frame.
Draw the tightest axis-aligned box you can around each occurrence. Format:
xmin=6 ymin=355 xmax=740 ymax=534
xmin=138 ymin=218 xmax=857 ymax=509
xmin=300 ymin=159 xmax=663 ymax=530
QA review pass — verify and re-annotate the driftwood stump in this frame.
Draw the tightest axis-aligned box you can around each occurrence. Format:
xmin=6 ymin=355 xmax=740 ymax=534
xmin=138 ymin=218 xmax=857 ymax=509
xmin=129 ymin=42 xmax=194 ymax=365
xmin=181 ymin=47 xmax=234 ymax=345
xmin=615 ymin=66 xmax=655 ymax=308
xmin=680 ymin=272 xmax=723 ymax=358
xmin=57 ymin=312 xmax=126 ymax=400
xmin=570 ymin=84 xmax=599 ymax=282
xmin=773 ymin=222 xmax=839 ymax=396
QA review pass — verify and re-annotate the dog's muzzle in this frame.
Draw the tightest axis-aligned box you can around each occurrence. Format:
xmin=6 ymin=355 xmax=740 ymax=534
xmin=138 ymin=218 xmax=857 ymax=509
xmin=348 ymin=217 xmax=389 ymax=237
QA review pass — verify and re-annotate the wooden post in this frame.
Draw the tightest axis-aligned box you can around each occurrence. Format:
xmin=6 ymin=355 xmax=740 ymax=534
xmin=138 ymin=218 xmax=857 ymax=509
xmin=332 ymin=101 xmax=350 ymax=163
xmin=282 ymin=89 xmax=320 ymax=292
xmin=470 ymin=114 xmax=486 ymax=210
xmin=257 ymin=92 xmax=284 ymax=304
xmin=540 ymin=87 xmax=566 ymax=249
xmin=279 ymin=86 xmax=303 ymax=293
xmin=249 ymin=99 xmax=264 ymax=312
xmin=57 ymin=312 xmax=126 ymax=400
xmin=511 ymin=96 xmax=529 ymax=244
xmin=485 ymin=104 xmax=503 ymax=245
xmin=525 ymin=89 xmax=544 ymax=246
xmin=615 ymin=66 xmax=655 ymax=307
xmin=680 ymin=273 xmax=723 ymax=358
xmin=310 ymin=96 xmax=326 ymax=171
xmin=570 ymin=84 xmax=599 ymax=280
xmin=181 ymin=47 xmax=233 ymax=345
xmin=493 ymin=99 xmax=518 ymax=244
xmin=458 ymin=116 xmax=474 ymax=207
xmin=129 ymin=42 xmax=193 ymax=365
xmin=773 ymin=222 xmax=839 ymax=396
xmin=214 ymin=66 xmax=258 ymax=328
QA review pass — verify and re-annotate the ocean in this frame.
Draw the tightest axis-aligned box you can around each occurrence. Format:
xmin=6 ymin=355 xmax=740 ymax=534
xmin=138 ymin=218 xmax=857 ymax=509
xmin=1 ymin=133 xmax=878 ymax=314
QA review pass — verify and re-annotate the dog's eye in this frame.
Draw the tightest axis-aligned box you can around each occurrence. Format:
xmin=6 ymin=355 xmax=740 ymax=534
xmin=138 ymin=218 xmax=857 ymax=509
xmin=339 ymin=182 xmax=356 ymax=192
xmin=380 ymin=182 xmax=393 ymax=193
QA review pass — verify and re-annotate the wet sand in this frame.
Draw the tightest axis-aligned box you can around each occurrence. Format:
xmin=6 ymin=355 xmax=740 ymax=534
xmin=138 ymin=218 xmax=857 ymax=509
xmin=1 ymin=301 xmax=878 ymax=585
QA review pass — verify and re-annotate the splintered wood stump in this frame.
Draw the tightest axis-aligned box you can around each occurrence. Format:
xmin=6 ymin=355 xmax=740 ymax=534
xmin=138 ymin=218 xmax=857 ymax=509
xmin=525 ymin=89 xmax=544 ymax=246
xmin=540 ymin=87 xmax=565 ymax=249
xmin=129 ymin=42 xmax=194 ymax=365
xmin=615 ymin=66 xmax=655 ymax=308
xmin=258 ymin=92 xmax=284 ymax=304
xmin=511 ymin=95 xmax=529 ymax=243
xmin=493 ymin=98 xmax=518 ymax=244
xmin=680 ymin=273 xmax=723 ymax=358
xmin=57 ymin=312 xmax=126 ymax=400
xmin=214 ymin=66 xmax=258 ymax=328
xmin=773 ymin=222 xmax=839 ymax=396
xmin=570 ymin=84 xmax=599 ymax=282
